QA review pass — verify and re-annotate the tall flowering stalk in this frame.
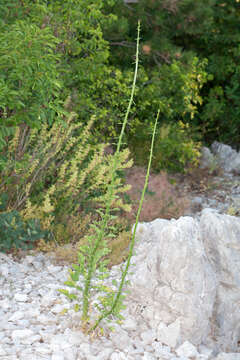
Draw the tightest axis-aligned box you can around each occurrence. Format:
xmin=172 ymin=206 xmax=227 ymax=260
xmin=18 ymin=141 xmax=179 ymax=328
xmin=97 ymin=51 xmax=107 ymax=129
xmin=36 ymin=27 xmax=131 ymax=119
xmin=59 ymin=21 xmax=159 ymax=334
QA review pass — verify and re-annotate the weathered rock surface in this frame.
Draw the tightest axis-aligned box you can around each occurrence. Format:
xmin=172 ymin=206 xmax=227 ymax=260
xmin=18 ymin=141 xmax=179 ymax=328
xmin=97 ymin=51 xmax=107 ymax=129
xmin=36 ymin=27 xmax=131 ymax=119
xmin=200 ymin=141 xmax=240 ymax=175
xmin=129 ymin=208 xmax=240 ymax=352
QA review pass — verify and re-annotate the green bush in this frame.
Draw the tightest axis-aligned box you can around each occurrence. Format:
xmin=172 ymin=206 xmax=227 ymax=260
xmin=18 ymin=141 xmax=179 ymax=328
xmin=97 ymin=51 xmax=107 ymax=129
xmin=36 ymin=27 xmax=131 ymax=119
xmin=130 ymin=121 xmax=201 ymax=173
xmin=103 ymin=0 xmax=240 ymax=149
xmin=0 ymin=210 xmax=50 ymax=253
xmin=0 ymin=0 xmax=209 ymax=174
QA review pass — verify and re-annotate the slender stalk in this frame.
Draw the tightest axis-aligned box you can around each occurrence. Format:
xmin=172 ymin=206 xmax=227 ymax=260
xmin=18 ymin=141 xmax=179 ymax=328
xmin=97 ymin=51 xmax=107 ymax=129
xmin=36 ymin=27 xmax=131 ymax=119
xmin=89 ymin=109 xmax=160 ymax=332
xmin=81 ymin=21 xmax=141 ymax=322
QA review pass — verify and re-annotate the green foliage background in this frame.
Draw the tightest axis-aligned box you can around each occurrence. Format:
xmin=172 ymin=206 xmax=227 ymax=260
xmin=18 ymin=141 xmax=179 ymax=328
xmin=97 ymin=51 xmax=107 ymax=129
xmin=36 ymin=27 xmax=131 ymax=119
xmin=102 ymin=0 xmax=240 ymax=148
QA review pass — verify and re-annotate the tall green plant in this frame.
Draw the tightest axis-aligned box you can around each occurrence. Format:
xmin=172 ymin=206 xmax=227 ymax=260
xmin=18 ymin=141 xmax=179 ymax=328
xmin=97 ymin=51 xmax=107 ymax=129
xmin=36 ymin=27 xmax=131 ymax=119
xmin=58 ymin=22 xmax=159 ymax=334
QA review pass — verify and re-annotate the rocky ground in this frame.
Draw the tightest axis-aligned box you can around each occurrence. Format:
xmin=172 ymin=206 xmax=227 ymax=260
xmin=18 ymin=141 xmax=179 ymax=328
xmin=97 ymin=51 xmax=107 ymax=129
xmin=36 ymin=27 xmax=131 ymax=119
xmin=0 ymin=141 xmax=240 ymax=360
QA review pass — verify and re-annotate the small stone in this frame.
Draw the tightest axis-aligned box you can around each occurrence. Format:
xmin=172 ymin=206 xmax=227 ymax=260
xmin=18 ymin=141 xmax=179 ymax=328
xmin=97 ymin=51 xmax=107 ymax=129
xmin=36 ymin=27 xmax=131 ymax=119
xmin=215 ymin=353 xmax=240 ymax=360
xmin=198 ymin=345 xmax=214 ymax=359
xmin=38 ymin=313 xmax=56 ymax=325
xmin=0 ymin=345 xmax=7 ymax=356
xmin=35 ymin=345 xmax=52 ymax=355
xmin=68 ymin=331 xmax=86 ymax=346
xmin=110 ymin=328 xmax=131 ymax=351
xmin=140 ymin=329 xmax=156 ymax=345
xmin=152 ymin=343 xmax=172 ymax=359
xmin=96 ymin=348 xmax=114 ymax=360
xmin=18 ymin=354 xmax=38 ymax=360
xmin=51 ymin=303 xmax=65 ymax=314
xmin=121 ymin=318 xmax=137 ymax=331
xmin=157 ymin=319 xmax=181 ymax=348
xmin=0 ymin=264 xmax=9 ymax=277
xmin=176 ymin=341 xmax=199 ymax=358
xmin=0 ymin=299 xmax=11 ymax=310
xmin=12 ymin=329 xmax=34 ymax=340
xmin=63 ymin=347 xmax=77 ymax=360
xmin=8 ymin=311 xmax=24 ymax=322
xmin=110 ymin=352 xmax=132 ymax=360
xmin=79 ymin=343 xmax=93 ymax=358
xmin=143 ymin=352 xmax=157 ymax=360
xmin=24 ymin=255 xmax=35 ymax=264
xmin=14 ymin=293 xmax=28 ymax=302
xmin=21 ymin=335 xmax=41 ymax=345
xmin=26 ymin=308 xmax=40 ymax=318
xmin=52 ymin=353 xmax=65 ymax=360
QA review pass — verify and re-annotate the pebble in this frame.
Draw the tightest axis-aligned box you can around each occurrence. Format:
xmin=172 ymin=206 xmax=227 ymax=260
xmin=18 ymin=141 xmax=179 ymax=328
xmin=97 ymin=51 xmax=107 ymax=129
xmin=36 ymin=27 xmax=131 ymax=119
xmin=176 ymin=341 xmax=199 ymax=358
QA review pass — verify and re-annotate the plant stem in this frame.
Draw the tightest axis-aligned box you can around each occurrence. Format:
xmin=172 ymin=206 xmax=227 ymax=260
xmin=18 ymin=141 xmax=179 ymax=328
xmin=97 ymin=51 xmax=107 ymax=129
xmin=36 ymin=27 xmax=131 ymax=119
xmin=82 ymin=22 xmax=141 ymax=322
xmin=90 ymin=108 xmax=160 ymax=332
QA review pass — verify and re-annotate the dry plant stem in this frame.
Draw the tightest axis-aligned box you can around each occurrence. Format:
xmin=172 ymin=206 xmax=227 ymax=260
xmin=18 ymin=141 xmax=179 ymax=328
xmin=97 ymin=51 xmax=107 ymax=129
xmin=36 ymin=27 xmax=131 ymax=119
xmin=89 ymin=109 xmax=160 ymax=333
xmin=81 ymin=21 xmax=141 ymax=324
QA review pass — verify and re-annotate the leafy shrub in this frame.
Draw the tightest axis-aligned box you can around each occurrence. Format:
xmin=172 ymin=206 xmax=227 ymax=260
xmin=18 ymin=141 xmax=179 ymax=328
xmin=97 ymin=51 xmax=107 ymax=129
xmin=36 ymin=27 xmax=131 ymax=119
xmin=1 ymin=101 xmax=132 ymax=242
xmin=0 ymin=19 xmax=63 ymax=153
xmin=0 ymin=0 xmax=121 ymax=154
xmin=130 ymin=121 xmax=201 ymax=173
xmin=104 ymin=0 xmax=240 ymax=149
xmin=0 ymin=210 xmax=49 ymax=253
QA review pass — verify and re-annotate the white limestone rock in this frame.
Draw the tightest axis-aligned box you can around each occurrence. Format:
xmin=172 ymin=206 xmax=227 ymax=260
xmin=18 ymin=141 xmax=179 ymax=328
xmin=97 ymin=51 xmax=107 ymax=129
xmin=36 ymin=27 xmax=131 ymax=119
xmin=200 ymin=209 xmax=240 ymax=351
xmin=52 ymin=353 xmax=65 ymax=360
xmin=63 ymin=347 xmax=78 ymax=360
xmin=200 ymin=147 xmax=216 ymax=170
xmin=143 ymin=352 xmax=157 ymax=360
xmin=214 ymin=353 xmax=240 ymax=360
xmin=176 ymin=341 xmax=199 ymax=358
xmin=110 ymin=352 xmax=134 ymax=360
xmin=157 ymin=320 xmax=181 ymax=348
xmin=121 ymin=317 xmax=137 ymax=331
xmin=211 ymin=142 xmax=240 ymax=174
xmin=129 ymin=208 xmax=240 ymax=351
xmin=130 ymin=215 xmax=217 ymax=346
xmin=110 ymin=328 xmax=131 ymax=351
xmin=0 ymin=264 xmax=9 ymax=277
xmin=79 ymin=342 xmax=93 ymax=358
xmin=20 ymin=334 xmax=41 ymax=345
xmin=0 ymin=345 xmax=7 ymax=356
xmin=96 ymin=348 xmax=114 ymax=360
xmin=198 ymin=344 xmax=214 ymax=359
xmin=35 ymin=345 xmax=52 ymax=355
xmin=140 ymin=329 xmax=157 ymax=346
xmin=12 ymin=329 xmax=34 ymax=340
xmin=8 ymin=311 xmax=25 ymax=322
xmin=152 ymin=343 xmax=172 ymax=359
xmin=14 ymin=293 xmax=28 ymax=302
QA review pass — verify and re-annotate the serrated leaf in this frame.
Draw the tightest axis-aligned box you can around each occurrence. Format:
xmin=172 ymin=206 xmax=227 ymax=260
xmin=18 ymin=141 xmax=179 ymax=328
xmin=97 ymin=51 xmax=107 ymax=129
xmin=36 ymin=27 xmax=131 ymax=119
xmin=64 ymin=281 xmax=76 ymax=288
xmin=70 ymin=271 xmax=79 ymax=282
xmin=74 ymin=303 xmax=80 ymax=312
xmin=58 ymin=289 xmax=69 ymax=296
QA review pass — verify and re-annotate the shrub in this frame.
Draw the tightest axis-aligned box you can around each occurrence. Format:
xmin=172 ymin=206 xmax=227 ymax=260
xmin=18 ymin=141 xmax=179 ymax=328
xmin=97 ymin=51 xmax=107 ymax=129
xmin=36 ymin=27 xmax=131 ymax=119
xmin=0 ymin=19 xmax=63 ymax=153
xmin=103 ymin=0 xmax=240 ymax=148
xmin=0 ymin=210 xmax=49 ymax=253
xmin=130 ymin=121 xmax=201 ymax=173
xmin=1 ymin=100 xmax=132 ymax=242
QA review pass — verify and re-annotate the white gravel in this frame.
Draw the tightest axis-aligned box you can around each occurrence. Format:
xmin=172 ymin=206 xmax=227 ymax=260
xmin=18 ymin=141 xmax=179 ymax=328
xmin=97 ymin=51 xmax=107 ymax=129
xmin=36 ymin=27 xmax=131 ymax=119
xmin=0 ymin=251 xmax=218 ymax=360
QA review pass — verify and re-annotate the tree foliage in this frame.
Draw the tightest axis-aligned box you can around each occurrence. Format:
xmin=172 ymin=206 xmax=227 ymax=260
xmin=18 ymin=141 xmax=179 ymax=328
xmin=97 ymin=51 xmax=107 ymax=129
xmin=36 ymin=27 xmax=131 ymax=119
xmin=103 ymin=0 xmax=240 ymax=148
